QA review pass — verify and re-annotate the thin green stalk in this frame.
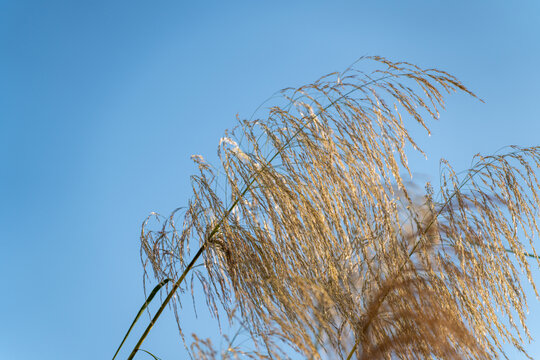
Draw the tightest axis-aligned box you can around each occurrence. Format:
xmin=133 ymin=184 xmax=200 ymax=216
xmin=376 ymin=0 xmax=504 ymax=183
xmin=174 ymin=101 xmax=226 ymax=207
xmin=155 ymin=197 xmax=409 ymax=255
xmin=124 ymin=75 xmax=392 ymax=359
xmin=112 ymin=278 xmax=170 ymax=360
xmin=509 ymin=250 xmax=540 ymax=260
xmin=137 ymin=349 xmax=161 ymax=360
xmin=126 ymin=245 xmax=207 ymax=360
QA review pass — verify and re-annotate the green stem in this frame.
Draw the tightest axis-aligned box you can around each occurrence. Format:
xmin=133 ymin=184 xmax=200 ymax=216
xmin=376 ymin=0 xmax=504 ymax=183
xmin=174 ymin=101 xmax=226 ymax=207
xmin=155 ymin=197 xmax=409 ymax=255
xmin=126 ymin=246 xmax=206 ymax=359
xmin=137 ymin=349 xmax=161 ymax=360
xmin=112 ymin=278 xmax=170 ymax=360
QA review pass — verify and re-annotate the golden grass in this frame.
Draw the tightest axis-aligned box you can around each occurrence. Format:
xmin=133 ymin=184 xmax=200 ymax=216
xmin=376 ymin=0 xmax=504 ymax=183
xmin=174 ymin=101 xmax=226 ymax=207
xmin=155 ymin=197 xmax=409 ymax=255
xmin=129 ymin=56 xmax=540 ymax=359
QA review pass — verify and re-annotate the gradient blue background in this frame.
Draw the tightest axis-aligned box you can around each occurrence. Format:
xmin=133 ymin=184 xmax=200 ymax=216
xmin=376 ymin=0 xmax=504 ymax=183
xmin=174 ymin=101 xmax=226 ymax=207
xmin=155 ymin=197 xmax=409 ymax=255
xmin=1 ymin=1 xmax=540 ymax=359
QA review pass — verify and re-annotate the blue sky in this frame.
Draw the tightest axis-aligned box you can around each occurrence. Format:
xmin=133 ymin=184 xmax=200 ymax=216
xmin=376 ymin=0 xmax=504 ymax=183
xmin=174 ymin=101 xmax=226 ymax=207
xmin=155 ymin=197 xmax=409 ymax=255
xmin=1 ymin=1 xmax=540 ymax=359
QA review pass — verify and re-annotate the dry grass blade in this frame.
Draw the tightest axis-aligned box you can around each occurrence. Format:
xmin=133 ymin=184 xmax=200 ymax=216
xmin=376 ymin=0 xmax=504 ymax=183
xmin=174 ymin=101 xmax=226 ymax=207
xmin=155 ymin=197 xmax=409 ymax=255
xmin=135 ymin=56 xmax=540 ymax=359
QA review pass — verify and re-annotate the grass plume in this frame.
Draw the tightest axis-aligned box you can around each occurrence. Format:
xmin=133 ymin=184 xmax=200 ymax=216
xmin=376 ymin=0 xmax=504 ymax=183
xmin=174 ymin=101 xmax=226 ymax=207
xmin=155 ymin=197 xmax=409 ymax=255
xmin=122 ymin=56 xmax=540 ymax=359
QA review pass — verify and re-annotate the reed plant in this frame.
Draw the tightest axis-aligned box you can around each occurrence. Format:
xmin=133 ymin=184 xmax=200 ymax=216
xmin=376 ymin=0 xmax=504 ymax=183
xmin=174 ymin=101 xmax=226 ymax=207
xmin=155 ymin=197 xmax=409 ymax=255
xmin=115 ymin=56 xmax=540 ymax=359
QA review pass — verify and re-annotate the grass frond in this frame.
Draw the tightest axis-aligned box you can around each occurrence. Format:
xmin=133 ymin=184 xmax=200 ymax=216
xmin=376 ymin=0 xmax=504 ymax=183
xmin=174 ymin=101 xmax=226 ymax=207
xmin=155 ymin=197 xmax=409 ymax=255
xmin=134 ymin=57 xmax=539 ymax=359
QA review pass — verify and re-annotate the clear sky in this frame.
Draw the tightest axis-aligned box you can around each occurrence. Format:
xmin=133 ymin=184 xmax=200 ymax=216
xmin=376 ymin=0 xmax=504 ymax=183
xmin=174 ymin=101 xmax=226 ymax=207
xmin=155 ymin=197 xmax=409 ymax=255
xmin=1 ymin=1 xmax=540 ymax=359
